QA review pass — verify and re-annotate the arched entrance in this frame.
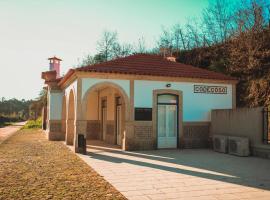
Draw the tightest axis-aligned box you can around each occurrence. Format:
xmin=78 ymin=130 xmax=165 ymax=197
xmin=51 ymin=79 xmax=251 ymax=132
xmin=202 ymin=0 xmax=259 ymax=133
xmin=61 ymin=95 xmax=66 ymax=139
xmin=66 ymin=90 xmax=75 ymax=145
xmin=82 ymin=82 xmax=129 ymax=149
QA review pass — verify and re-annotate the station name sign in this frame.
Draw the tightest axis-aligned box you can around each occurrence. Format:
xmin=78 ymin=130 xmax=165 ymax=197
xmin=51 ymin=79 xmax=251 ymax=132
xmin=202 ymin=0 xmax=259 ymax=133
xmin=194 ymin=85 xmax=227 ymax=94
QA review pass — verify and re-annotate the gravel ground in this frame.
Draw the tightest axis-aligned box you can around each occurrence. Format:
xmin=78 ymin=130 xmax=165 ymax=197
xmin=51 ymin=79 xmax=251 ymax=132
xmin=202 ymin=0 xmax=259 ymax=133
xmin=0 ymin=129 xmax=126 ymax=200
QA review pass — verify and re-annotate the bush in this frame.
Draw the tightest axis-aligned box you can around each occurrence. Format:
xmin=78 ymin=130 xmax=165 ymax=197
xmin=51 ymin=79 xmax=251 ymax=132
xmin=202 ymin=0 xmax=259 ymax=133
xmin=23 ymin=118 xmax=42 ymax=129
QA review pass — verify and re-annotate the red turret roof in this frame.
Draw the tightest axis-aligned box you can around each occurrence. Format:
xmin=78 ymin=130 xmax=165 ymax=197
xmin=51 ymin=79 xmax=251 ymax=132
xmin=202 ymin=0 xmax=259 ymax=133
xmin=48 ymin=56 xmax=62 ymax=61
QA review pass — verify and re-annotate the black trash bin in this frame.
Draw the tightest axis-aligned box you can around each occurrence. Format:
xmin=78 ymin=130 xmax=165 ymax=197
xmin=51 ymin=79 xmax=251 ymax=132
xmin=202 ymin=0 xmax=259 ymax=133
xmin=78 ymin=134 xmax=86 ymax=154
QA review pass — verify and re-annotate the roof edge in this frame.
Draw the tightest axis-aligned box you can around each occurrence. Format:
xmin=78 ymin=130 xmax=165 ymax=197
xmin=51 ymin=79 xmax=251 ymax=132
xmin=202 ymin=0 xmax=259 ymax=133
xmin=58 ymin=69 xmax=75 ymax=86
xmin=75 ymin=71 xmax=239 ymax=84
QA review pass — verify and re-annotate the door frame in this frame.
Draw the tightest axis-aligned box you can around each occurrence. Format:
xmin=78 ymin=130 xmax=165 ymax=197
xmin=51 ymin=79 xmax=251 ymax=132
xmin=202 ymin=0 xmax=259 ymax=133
xmin=101 ymin=97 xmax=107 ymax=141
xmin=115 ymin=96 xmax=122 ymax=146
xmin=157 ymin=93 xmax=179 ymax=148
xmin=152 ymin=89 xmax=183 ymax=149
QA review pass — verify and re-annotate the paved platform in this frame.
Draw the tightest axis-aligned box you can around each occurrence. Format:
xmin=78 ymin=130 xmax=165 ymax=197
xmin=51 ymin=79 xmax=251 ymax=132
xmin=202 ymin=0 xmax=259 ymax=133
xmin=78 ymin=140 xmax=270 ymax=200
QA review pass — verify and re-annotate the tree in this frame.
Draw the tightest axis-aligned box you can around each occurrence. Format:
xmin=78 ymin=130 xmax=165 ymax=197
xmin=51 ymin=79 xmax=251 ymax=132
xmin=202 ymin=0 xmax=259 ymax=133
xmin=158 ymin=26 xmax=173 ymax=49
xmin=172 ymin=24 xmax=187 ymax=51
xmin=185 ymin=18 xmax=202 ymax=48
xmin=135 ymin=37 xmax=147 ymax=53
xmin=202 ymin=0 xmax=233 ymax=43
xmin=112 ymin=43 xmax=133 ymax=58
xmin=96 ymin=30 xmax=119 ymax=61
xmin=29 ymin=89 xmax=47 ymax=120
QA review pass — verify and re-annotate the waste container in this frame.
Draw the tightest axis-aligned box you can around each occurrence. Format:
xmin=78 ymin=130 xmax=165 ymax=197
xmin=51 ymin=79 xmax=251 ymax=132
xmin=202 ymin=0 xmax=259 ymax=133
xmin=78 ymin=134 xmax=86 ymax=154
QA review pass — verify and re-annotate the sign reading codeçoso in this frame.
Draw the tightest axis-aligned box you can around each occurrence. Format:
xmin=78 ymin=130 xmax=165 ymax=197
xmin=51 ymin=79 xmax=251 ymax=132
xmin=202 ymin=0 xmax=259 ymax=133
xmin=194 ymin=85 xmax=227 ymax=94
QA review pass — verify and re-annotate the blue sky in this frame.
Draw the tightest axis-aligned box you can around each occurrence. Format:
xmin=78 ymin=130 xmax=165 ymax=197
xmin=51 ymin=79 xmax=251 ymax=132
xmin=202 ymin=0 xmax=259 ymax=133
xmin=0 ymin=0 xmax=211 ymax=100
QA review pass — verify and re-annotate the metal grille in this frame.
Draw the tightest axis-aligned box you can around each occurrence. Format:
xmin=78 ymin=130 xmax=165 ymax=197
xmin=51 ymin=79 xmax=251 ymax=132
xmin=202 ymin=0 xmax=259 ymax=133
xmin=263 ymin=107 xmax=270 ymax=144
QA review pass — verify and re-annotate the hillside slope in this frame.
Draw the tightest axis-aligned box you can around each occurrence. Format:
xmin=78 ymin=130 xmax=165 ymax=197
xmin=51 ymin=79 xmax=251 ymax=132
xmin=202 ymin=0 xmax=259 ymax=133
xmin=176 ymin=27 xmax=270 ymax=107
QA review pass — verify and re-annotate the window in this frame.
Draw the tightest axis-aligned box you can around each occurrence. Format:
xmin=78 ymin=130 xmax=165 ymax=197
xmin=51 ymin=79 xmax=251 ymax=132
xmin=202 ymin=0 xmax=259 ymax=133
xmin=135 ymin=108 xmax=152 ymax=121
xmin=116 ymin=97 xmax=122 ymax=105
xmin=157 ymin=94 xmax=177 ymax=104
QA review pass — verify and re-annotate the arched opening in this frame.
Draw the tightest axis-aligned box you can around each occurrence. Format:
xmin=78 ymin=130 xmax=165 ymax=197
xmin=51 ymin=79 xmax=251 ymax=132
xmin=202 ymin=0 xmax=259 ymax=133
xmin=66 ymin=90 xmax=75 ymax=145
xmin=61 ymin=95 xmax=66 ymax=139
xmin=82 ymin=82 xmax=129 ymax=149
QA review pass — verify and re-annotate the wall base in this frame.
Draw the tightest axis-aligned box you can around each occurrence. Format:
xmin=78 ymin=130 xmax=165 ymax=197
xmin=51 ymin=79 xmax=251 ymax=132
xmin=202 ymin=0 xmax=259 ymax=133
xmin=183 ymin=122 xmax=210 ymax=148
xmin=47 ymin=120 xmax=65 ymax=141
xmin=252 ymin=145 xmax=270 ymax=159
xmin=47 ymin=131 xmax=65 ymax=141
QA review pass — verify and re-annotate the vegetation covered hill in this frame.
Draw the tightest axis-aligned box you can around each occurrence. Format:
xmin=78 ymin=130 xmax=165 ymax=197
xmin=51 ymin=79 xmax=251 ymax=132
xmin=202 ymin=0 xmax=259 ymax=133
xmin=177 ymin=26 xmax=270 ymax=107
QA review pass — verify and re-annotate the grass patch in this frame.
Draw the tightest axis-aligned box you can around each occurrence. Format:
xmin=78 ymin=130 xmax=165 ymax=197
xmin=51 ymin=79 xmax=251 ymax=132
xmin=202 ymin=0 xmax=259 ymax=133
xmin=0 ymin=129 xmax=126 ymax=200
xmin=22 ymin=118 xmax=42 ymax=129
xmin=0 ymin=122 xmax=13 ymax=128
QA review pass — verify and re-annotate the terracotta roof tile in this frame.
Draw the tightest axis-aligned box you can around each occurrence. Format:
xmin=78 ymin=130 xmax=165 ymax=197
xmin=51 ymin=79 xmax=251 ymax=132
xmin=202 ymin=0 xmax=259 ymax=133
xmin=75 ymin=54 xmax=236 ymax=81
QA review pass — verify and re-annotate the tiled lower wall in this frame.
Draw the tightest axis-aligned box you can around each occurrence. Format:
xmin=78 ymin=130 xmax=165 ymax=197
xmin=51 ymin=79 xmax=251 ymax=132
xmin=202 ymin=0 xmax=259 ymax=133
xmin=48 ymin=119 xmax=211 ymax=149
xmin=183 ymin=122 xmax=210 ymax=148
xmin=86 ymin=120 xmax=116 ymax=145
xmin=133 ymin=121 xmax=154 ymax=150
xmin=105 ymin=120 xmax=115 ymax=144
xmin=86 ymin=120 xmax=100 ymax=140
xmin=129 ymin=121 xmax=210 ymax=150
xmin=48 ymin=120 xmax=65 ymax=141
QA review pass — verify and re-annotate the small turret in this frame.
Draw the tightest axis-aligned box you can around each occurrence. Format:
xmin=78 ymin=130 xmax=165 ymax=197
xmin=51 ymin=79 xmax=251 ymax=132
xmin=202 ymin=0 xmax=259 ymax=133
xmin=48 ymin=56 xmax=62 ymax=78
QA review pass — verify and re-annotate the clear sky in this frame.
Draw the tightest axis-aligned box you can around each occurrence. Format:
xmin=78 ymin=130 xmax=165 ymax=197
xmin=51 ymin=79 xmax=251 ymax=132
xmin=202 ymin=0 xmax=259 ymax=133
xmin=0 ymin=0 xmax=211 ymax=100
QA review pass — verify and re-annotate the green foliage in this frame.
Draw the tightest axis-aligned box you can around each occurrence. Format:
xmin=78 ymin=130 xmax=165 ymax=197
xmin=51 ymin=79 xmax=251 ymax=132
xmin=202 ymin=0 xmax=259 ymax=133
xmin=29 ymin=89 xmax=47 ymax=120
xmin=22 ymin=118 xmax=42 ymax=129
xmin=0 ymin=98 xmax=32 ymax=120
xmin=0 ymin=121 xmax=13 ymax=128
xmin=177 ymin=26 xmax=270 ymax=107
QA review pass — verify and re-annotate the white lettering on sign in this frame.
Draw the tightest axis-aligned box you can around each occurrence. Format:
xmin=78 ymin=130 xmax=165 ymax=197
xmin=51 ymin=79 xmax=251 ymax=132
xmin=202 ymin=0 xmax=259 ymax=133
xmin=194 ymin=85 xmax=227 ymax=94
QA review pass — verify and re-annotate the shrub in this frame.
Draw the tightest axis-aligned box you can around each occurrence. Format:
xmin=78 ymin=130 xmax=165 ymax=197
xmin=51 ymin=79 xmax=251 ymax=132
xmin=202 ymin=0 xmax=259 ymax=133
xmin=23 ymin=118 xmax=42 ymax=129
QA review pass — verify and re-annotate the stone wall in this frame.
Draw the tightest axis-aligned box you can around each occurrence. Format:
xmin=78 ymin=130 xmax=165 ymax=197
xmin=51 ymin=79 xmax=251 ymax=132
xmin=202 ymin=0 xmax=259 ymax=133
xmin=105 ymin=120 xmax=115 ymax=144
xmin=211 ymin=107 xmax=263 ymax=147
xmin=86 ymin=120 xmax=100 ymax=140
xmin=133 ymin=121 xmax=154 ymax=150
xmin=125 ymin=121 xmax=210 ymax=150
xmin=183 ymin=122 xmax=210 ymax=148
xmin=211 ymin=107 xmax=270 ymax=159
xmin=47 ymin=120 xmax=64 ymax=141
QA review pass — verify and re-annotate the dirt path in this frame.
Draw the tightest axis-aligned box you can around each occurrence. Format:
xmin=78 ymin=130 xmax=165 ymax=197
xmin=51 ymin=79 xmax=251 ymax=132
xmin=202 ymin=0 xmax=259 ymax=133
xmin=0 ymin=129 xmax=126 ymax=200
xmin=0 ymin=122 xmax=26 ymax=144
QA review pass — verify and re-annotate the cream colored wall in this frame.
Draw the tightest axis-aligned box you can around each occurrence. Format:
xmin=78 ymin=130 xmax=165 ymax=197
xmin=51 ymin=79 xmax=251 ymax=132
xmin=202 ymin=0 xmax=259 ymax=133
xmin=81 ymin=78 xmax=130 ymax=99
xmin=134 ymin=80 xmax=233 ymax=122
xmin=99 ymin=87 xmax=115 ymax=120
xmin=48 ymin=91 xmax=63 ymax=120
xmin=86 ymin=91 xmax=99 ymax=120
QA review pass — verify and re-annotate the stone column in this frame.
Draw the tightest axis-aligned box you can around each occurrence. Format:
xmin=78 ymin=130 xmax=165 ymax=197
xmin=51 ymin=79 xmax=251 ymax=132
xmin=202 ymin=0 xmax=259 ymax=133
xmin=73 ymin=78 xmax=87 ymax=153
xmin=123 ymin=79 xmax=135 ymax=151
xmin=74 ymin=120 xmax=87 ymax=153
xmin=47 ymin=89 xmax=63 ymax=141
xmin=61 ymin=119 xmax=66 ymax=136
xmin=66 ymin=119 xmax=75 ymax=145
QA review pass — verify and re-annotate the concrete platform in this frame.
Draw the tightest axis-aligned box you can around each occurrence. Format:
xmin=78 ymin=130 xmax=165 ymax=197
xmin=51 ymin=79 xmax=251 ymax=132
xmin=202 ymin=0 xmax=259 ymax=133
xmin=78 ymin=140 xmax=270 ymax=200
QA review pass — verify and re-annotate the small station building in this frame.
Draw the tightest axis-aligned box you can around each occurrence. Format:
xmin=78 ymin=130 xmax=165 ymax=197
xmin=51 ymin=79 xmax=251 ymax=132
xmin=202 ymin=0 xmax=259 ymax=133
xmin=42 ymin=54 xmax=237 ymax=153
